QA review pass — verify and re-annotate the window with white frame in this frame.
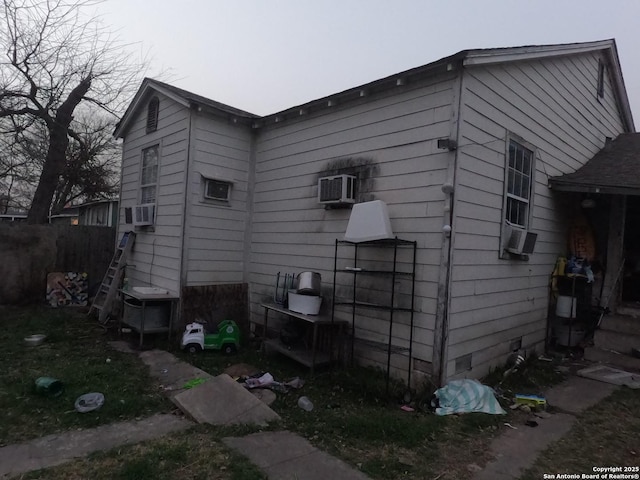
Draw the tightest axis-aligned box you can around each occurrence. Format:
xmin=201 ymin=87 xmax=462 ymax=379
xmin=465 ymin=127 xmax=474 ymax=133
xmin=505 ymin=138 xmax=534 ymax=228
xmin=203 ymin=178 xmax=231 ymax=202
xmin=140 ymin=145 xmax=159 ymax=204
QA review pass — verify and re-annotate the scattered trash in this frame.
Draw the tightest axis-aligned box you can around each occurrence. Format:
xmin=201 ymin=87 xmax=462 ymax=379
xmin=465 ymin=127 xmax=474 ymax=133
xmin=498 ymin=350 xmax=526 ymax=386
xmin=297 ymin=396 xmax=314 ymax=411
xmin=284 ymin=377 xmax=304 ymax=389
xmin=525 ymin=420 xmax=539 ymax=427
xmin=182 ymin=378 xmax=206 ymax=389
xmin=245 ymin=372 xmax=275 ymax=389
xmin=105 ymin=358 xmax=111 ymax=363
xmin=504 ymin=422 xmax=517 ymax=429
xmin=34 ymin=377 xmax=64 ymax=397
xmin=161 ymin=368 xmax=169 ymax=374
xmin=74 ymin=392 xmax=105 ymax=413
xmin=515 ymin=394 xmax=547 ymax=409
xmin=400 ymin=405 xmax=415 ymax=412
xmin=432 ymin=379 xmax=507 ymax=416
xmin=24 ymin=334 xmax=47 ymax=347
xmin=241 ymin=372 xmax=304 ymax=393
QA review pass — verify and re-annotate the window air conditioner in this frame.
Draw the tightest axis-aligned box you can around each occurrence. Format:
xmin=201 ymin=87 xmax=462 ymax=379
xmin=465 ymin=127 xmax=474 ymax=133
xmin=505 ymin=224 xmax=537 ymax=255
xmin=318 ymin=174 xmax=356 ymax=204
xmin=133 ymin=203 xmax=155 ymax=226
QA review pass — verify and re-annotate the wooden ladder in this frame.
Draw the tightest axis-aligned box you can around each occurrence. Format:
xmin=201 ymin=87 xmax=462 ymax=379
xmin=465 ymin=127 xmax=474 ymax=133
xmin=90 ymin=231 xmax=136 ymax=324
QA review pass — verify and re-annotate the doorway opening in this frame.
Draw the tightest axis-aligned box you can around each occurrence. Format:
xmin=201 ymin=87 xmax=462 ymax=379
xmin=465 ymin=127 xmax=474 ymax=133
xmin=622 ymin=195 xmax=640 ymax=302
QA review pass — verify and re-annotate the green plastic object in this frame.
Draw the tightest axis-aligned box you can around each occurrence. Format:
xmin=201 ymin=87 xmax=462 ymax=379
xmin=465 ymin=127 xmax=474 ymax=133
xmin=181 ymin=319 xmax=240 ymax=354
xmin=35 ymin=377 xmax=64 ymax=397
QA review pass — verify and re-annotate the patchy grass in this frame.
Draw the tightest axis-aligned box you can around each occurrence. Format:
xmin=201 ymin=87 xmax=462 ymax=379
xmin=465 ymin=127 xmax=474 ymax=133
xmin=22 ymin=425 xmax=266 ymax=480
xmin=520 ymin=386 xmax=640 ymax=479
xmin=0 ymin=306 xmax=171 ymax=445
xmin=3 ymin=306 xmax=575 ymax=480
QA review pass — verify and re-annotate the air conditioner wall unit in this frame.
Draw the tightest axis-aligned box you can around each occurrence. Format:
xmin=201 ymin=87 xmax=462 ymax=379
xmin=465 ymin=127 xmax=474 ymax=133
xmin=318 ymin=174 xmax=356 ymax=204
xmin=133 ymin=203 xmax=155 ymax=226
xmin=505 ymin=224 xmax=537 ymax=255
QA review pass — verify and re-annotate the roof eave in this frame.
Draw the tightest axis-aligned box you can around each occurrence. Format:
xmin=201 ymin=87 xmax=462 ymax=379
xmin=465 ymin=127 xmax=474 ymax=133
xmin=548 ymin=179 xmax=640 ymax=196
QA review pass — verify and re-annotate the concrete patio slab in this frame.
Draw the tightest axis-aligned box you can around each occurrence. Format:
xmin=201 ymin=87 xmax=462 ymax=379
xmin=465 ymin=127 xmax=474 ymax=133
xmin=577 ymin=364 xmax=640 ymax=389
xmin=172 ymin=373 xmax=280 ymax=426
xmin=139 ymin=349 xmax=215 ymax=396
xmin=223 ymin=430 xmax=371 ymax=480
xmin=545 ymin=375 xmax=618 ymax=414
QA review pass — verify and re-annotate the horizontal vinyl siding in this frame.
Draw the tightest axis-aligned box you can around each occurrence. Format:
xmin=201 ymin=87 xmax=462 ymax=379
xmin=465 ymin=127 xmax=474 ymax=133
xmin=185 ymin=115 xmax=252 ymax=285
xmin=446 ymin=51 xmax=627 ymax=379
xmin=117 ymin=93 xmax=189 ymax=293
xmin=249 ymin=73 xmax=458 ymax=368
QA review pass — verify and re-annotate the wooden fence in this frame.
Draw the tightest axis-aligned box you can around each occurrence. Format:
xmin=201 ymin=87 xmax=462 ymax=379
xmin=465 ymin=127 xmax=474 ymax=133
xmin=0 ymin=224 xmax=115 ymax=305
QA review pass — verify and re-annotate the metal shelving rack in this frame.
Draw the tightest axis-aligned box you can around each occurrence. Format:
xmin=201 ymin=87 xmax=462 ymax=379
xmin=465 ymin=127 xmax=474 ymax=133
xmin=331 ymin=237 xmax=417 ymax=393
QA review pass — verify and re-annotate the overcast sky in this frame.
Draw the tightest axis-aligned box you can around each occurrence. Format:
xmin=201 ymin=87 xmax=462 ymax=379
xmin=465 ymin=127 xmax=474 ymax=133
xmin=98 ymin=0 xmax=640 ymax=125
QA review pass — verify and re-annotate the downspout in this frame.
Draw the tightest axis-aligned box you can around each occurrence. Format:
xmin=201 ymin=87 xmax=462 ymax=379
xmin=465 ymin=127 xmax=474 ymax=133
xmin=179 ymin=105 xmax=198 ymax=317
xmin=432 ymin=65 xmax=465 ymax=387
xmin=243 ymin=128 xmax=258 ymax=299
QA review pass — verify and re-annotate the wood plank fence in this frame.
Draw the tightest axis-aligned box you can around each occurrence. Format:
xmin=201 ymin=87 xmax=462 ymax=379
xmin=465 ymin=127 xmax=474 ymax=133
xmin=0 ymin=224 xmax=115 ymax=305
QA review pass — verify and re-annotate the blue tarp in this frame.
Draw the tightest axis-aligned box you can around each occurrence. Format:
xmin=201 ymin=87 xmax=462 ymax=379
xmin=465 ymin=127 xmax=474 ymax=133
xmin=433 ymin=379 xmax=506 ymax=416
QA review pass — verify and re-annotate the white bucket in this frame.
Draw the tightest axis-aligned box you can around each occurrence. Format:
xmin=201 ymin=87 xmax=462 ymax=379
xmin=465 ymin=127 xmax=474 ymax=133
xmin=556 ymin=295 xmax=577 ymax=318
xmin=288 ymin=291 xmax=322 ymax=315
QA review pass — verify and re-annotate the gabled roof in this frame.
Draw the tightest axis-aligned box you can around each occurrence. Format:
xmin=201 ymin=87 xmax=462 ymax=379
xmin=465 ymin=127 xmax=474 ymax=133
xmin=549 ymin=133 xmax=640 ymax=195
xmin=115 ymin=39 xmax=634 ymax=137
xmin=114 ymin=78 xmax=258 ymax=138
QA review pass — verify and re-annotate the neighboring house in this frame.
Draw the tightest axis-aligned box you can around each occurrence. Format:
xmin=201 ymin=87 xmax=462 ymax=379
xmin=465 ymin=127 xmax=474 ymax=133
xmin=49 ymin=206 xmax=79 ymax=225
xmin=114 ymin=39 xmax=635 ymax=386
xmin=77 ymin=199 xmax=119 ymax=227
xmin=0 ymin=213 xmax=27 ymax=223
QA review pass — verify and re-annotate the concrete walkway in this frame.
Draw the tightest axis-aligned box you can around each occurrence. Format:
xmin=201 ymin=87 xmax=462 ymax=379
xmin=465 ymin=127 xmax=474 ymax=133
xmin=223 ymin=430 xmax=371 ymax=480
xmin=472 ymin=376 xmax=617 ymax=480
xmin=0 ymin=341 xmax=621 ymax=480
xmin=0 ymin=413 xmax=192 ymax=479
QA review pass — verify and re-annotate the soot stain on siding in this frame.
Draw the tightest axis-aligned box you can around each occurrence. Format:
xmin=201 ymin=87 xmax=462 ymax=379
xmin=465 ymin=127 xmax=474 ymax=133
xmin=319 ymin=156 xmax=379 ymax=204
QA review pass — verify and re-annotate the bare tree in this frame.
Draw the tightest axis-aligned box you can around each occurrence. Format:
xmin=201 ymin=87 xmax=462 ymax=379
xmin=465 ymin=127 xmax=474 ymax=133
xmin=0 ymin=0 xmax=144 ymax=223
xmin=1 ymin=112 xmax=121 ymax=214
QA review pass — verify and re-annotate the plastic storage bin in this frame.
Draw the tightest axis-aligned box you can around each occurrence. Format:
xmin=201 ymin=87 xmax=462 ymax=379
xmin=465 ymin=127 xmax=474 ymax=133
xmin=123 ymin=298 xmax=170 ymax=330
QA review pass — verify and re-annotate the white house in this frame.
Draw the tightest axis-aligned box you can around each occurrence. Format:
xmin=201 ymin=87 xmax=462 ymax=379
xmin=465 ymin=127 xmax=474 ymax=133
xmin=114 ymin=39 xmax=635 ymax=385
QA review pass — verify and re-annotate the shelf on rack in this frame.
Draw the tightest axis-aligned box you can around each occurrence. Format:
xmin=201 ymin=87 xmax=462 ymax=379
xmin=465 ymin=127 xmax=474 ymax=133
xmin=337 ymin=238 xmax=416 ymax=246
xmin=353 ymin=337 xmax=410 ymax=355
xmin=331 ymin=236 xmax=417 ymax=394
xmin=263 ymin=338 xmax=332 ymax=368
xmin=341 ymin=268 xmax=413 ymax=276
xmin=334 ymin=300 xmax=413 ymax=312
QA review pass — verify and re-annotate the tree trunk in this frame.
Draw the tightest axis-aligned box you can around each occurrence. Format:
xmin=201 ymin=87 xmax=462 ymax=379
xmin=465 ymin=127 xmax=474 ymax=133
xmin=27 ymin=78 xmax=92 ymax=224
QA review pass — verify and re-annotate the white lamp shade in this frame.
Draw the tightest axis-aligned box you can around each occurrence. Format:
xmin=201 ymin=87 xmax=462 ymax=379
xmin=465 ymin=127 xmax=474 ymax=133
xmin=344 ymin=200 xmax=394 ymax=242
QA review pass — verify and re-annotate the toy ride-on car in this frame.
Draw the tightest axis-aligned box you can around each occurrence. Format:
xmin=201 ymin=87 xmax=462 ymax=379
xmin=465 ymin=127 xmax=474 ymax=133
xmin=181 ymin=320 xmax=240 ymax=355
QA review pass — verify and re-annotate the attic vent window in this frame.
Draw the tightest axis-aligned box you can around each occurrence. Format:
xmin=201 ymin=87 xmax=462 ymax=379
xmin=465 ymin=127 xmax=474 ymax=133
xmin=146 ymin=96 xmax=159 ymax=133
xmin=597 ymin=59 xmax=606 ymax=99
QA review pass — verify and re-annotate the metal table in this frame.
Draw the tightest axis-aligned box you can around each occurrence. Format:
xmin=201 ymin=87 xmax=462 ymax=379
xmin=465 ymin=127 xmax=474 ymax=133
xmin=258 ymin=302 xmax=347 ymax=373
xmin=120 ymin=289 xmax=179 ymax=347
